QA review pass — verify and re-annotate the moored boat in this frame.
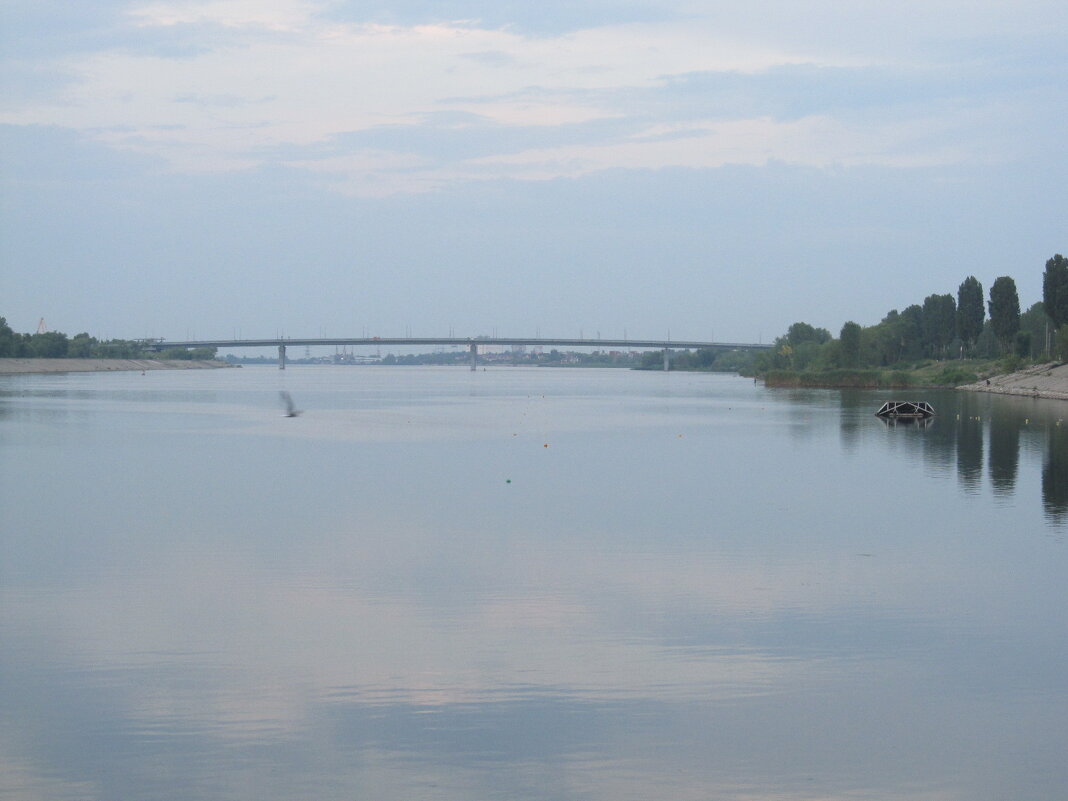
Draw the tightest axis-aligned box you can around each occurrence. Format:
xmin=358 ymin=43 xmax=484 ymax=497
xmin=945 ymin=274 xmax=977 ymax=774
xmin=875 ymin=400 xmax=935 ymax=419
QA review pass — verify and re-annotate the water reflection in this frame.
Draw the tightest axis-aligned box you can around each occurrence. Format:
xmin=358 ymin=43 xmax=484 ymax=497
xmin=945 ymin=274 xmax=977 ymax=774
xmin=988 ymin=404 xmax=1021 ymax=497
xmin=956 ymin=400 xmax=984 ymax=493
xmin=834 ymin=388 xmax=1067 ymax=524
xmin=1044 ymin=425 xmax=1068 ymax=523
xmin=2 ymin=369 xmax=1066 ymax=801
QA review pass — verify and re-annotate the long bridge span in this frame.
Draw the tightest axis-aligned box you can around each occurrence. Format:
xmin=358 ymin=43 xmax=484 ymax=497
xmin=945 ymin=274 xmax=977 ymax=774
xmin=150 ymin=336 xmax=772 ymax=371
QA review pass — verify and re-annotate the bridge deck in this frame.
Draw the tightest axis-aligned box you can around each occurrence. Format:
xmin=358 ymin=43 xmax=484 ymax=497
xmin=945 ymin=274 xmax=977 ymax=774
xmin=151 ymin=337 xmax=770 ymax=350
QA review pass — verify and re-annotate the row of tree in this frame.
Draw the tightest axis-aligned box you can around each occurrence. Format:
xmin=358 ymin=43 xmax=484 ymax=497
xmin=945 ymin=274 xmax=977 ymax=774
xmin=758 ymin=254 xmax=1068 ymax=372
xmin=0 ymin=318 xmax=216 ymax=360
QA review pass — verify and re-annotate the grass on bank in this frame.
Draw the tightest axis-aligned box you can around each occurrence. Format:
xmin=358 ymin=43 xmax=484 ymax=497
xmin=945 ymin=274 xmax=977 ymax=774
xmin=760 ymin=357 xmax=1026 ymax=389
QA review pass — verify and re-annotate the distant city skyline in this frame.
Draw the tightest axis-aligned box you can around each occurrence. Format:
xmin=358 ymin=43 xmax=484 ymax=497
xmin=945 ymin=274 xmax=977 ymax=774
xmin=2 ymin=1 xmax=1065 ymax=342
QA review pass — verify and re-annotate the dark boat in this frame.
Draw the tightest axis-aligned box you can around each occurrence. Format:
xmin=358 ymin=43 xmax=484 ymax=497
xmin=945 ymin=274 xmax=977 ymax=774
xmin=875 ymin=400 xmax=934 ymax=419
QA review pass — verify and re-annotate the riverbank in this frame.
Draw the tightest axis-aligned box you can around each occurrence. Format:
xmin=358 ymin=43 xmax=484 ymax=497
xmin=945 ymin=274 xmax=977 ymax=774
xmin=763 ymin=369 xmax=917 ymax=389
xmin=956 ymin=362 xmax=1068 ymax=402
xmin=758 ymin=357 xmax=1040 ymax=391
xmin=0 ymin=359 xmax=236 ymax=374
xmin=760 ymin=359 xmax=1068 ymax=402
xmin=762 ymin=361 xmax=981 ymax=389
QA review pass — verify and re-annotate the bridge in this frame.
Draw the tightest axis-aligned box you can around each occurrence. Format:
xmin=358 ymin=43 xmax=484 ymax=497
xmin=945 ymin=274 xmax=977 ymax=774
xmin=149 ymin=336 xmax=772 ymax=371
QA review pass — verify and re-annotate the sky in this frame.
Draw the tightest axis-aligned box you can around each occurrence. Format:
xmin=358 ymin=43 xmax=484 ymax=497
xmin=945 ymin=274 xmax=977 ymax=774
xmin=1 ymin=0 xmax=1065 ymax=344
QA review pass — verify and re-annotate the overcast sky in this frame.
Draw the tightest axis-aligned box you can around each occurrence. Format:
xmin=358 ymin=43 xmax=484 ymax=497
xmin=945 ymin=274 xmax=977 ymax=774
xmin=1 ymin=0 xmax=1065 ymax=343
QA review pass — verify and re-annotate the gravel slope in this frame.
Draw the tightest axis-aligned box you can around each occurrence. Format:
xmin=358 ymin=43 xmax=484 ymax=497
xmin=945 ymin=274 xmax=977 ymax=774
xmin=957 ymin=362 xmax=1068 ymax=402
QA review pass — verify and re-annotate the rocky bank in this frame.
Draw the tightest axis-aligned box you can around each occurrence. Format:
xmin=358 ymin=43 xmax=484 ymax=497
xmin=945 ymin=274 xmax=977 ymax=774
xmin=957 ymin=362 xmax=1068 ymax=402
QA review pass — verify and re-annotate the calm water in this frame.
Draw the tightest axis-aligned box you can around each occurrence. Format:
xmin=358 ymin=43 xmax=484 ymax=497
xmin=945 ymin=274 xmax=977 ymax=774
xmin=2 ymin=366 xmax=1066 ymax=801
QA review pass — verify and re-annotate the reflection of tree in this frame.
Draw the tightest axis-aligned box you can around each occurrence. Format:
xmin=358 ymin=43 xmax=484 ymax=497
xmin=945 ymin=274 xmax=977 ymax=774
xmin=988 ymin=408 xmax=1021 ymax=496
xmin=1042 ymin=426 xmax=1068 ymax=523
xmin=921 ymin=409 xmax=957 ymax=472
xmin=838 ymin=391 xmax=865 ymax=453
xmin=956 ymin=412 xmax=983 ymax=492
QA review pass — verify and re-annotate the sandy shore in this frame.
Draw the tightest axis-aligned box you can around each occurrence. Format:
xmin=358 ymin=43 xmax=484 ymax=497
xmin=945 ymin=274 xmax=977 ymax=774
xmin=957 ymin=361 xmax=1068 ymax=402
xmin=0 ymin=359 xmax=236 ymax=375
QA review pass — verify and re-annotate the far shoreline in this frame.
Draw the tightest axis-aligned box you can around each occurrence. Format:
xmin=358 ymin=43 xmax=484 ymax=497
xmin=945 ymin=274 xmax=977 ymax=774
xmin=0 ymin=358 xmax=236 ymax=375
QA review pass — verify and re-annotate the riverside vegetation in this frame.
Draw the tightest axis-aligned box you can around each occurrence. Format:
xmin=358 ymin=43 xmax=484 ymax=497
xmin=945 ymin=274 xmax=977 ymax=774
xmin=662 ymin=254 xmax=1068 ymax=389
xmin=0 ymin=318 xmax=217 ymax=361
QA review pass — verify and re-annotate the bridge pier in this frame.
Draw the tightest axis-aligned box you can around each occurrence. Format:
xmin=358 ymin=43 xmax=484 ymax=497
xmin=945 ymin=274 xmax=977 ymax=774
xmin=278 ymin=344 xmax=286 ymax=370
xmin=469 ymin=342 xmax=478 ymax=371
xmin=663 ymin=348 xmax=671 ymax=371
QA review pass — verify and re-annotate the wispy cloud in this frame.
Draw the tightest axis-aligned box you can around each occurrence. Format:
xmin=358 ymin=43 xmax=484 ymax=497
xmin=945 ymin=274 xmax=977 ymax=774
xmin=128 ymin=0 xmax=324 ymax=31
xmin=1 ymin=0 xmax=1064 ymax=194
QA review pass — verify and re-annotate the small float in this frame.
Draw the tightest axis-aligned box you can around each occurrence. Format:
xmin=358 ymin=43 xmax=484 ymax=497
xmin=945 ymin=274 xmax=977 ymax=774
xmin=875 ymin=400 xmax=935 ymax=419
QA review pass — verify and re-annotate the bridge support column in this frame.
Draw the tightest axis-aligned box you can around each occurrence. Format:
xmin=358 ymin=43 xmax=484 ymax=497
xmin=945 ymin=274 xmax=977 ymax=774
xmin=278 ymin=344 xmax=286 ymax=370
xmin=663 ymin=348 xmax=671 ymax=371
xmin=469 ymin=342 xmax=478 ymax=371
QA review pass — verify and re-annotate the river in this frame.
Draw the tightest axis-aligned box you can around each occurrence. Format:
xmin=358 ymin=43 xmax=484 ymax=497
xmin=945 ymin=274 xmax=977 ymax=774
xmin=2 ymin=366 xmax=1066 ymax=800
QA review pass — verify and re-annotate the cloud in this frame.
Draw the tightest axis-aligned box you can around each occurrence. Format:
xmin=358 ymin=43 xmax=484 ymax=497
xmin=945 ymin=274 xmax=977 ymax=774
xmin=0 ymin=3 xmax=836 ymax=188
xmin=1 ymin=0 xmax=1065 ymax=197
xmin=127 ymin=0 xmax=324 ymax=31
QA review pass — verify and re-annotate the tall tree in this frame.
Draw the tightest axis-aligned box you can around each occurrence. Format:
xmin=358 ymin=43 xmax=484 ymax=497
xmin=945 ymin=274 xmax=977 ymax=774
xmin=839 ymin=321 xmax=862 ymax=367
xmin=956 ymin=276 xmax=985 ymax=352
xmin=1042 ymin=254 xmax=1068 ymax=329
xmin=988 ymin=276 xmax=1021 ymax=352
xmin=921 ymin=293 xmax=956 ymax=358
xmin=899 ymin=304 xmax=926 ymax=360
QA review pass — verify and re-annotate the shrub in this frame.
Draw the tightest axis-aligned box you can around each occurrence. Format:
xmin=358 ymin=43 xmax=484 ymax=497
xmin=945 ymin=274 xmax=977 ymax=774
xmin=936 ymin=367 xmax=979 ymax=386
xmin=1057 ymin=328 xmax=1068 ymax=362
xmin=1001 ymin=354 xmax=1022 ymax=373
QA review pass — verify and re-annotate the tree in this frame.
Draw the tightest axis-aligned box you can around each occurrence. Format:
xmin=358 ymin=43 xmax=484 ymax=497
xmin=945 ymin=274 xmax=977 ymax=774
xmin=1043 ymin=254 xmax=1068 ymax=330
xmin=839 ymin=321 xmax=862 ymax=367
xmin=792 ymin=341 xmax=826 ymax=370
xmin=1057 ymin=327 xmax=1068 ymax=361
xmin=898 ymin=305 xmax=926 ymax=360
xmin=786 ymin=322 xmax=831 ymax=346
xmin=693 ymin=348 xmax=718 ymax=368
xmin=921 ymin=293 xmax=956 ymax=358
xmin=68 ymin=332 xmax=95 ymax=358
xmin=988 ymin=276 xmax=1021 ymax=353
xmin=28 ymin=331 xmax=69 ymax=358
xmin=0 ymin=317 xmax=15 ymax=357
xmin=956 ymin=276 xmax=985 ymax=352
xmin=1019 ymin=302 xmax=1049 ymax=359
xmin=1014 ymin=331 xmax=1032 ymax=358
xmin=866 ymin=312 xmax=901 ymax=365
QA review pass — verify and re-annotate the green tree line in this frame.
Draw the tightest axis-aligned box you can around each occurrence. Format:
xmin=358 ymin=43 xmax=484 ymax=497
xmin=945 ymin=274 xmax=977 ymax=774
xmin=756 ymin=254 xmax=1068 ymax=374
xmin=0 ymin=318 xmax=216 ymax=360
xmin=638 ymin=347 xmax=756 ymax=371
